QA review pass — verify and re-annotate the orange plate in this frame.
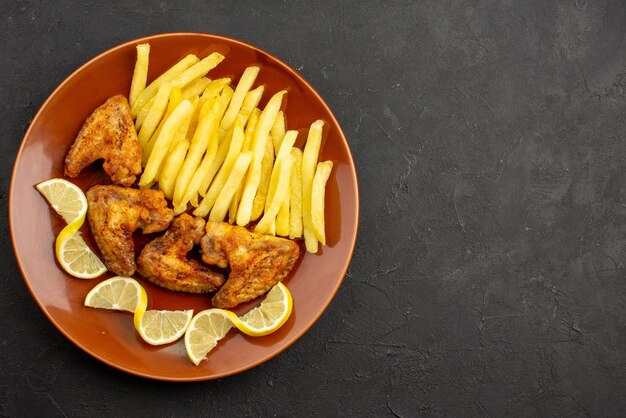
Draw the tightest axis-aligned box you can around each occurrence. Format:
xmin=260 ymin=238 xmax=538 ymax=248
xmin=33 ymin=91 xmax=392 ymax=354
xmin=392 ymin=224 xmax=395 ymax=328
xmin=9 ymin=33 xmax=359 ymax=381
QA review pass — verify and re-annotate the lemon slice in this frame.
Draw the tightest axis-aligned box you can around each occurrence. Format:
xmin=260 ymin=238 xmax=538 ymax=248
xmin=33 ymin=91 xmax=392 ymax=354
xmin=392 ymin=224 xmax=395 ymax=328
xmin=184 ymin=283 xmax=293 ymax=365
xmin=36 ymin=178 xmax=88 ymax=225
xmin=184 ymin=309 xmax=238 ymax=366
xmin=135 ymin=309 xmax=194 ymax=346
xmin=238 ymin=282 xmax=293 ymax=337
xmin=84 ymin=276 xmax=148 ymax=313
xmin=56 ymin=223 xmax=107 ymax=279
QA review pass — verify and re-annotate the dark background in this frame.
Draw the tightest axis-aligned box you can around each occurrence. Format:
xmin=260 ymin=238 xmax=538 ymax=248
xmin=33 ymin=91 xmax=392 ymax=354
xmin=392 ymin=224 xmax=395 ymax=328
xmin=2 ymin=0 xmax=626 ymax=416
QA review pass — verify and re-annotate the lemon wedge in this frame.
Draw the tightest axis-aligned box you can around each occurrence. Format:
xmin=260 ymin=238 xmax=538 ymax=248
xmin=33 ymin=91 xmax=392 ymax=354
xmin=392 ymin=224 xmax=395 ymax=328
xmin=36 ymin=178 xmax=88 ymax=225
xmin=184 ymin=309 xmax=237 ymax=365
xmin=56 ymin=223 xmax=107 ymax=279
xmin=184 ymin=282 xmax=293 ymax=365
xmin=37 ymin=178 xmax=107 ymax=279
xmin=135 ymin=309 xmax=194 ymax=346
xmin=84 ymin=276 xmax=148 ymax=313
xmin=238 ymin=282 xmax=293 ymax=337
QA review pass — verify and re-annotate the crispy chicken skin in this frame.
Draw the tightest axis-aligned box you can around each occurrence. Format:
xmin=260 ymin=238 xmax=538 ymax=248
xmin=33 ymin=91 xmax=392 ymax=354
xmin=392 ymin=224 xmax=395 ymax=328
xmin=86 ymin=185 xmax=173 ymax=276
xmin=201 ymin=221 xmax=300 ymax=308
xmin=137 ymin=214 xmax=225 ymax=293
xmin=65 ymin=95 xmax=142 ymax=186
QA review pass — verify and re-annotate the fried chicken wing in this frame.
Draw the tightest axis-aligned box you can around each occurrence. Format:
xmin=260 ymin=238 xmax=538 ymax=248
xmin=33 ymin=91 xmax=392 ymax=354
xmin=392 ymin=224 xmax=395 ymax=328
xmin=86 ymin=185 xmax=173 ymax=276
xmin=137 ymin=214 xmax=225 ymax=293
xmin=201 ymin=221 xmax=300 ymax=308
xmin=65 ymin=95 xmax=142 ymax=186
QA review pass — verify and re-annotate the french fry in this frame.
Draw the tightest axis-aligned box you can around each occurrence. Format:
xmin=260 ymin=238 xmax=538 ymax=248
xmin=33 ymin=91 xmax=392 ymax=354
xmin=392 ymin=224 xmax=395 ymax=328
xmin=129 ymin=43 xmax=150 ymax=109
xmin=219 ymin=66 xmax=260 ymax=133
xmin=137 ymin=83 xmax=172 ymax=148
xmin=289 ymin=148 xmax=303 ymax=239
xmin=182 ymin=77 xmax=211 ymax=99
xmin=254 ymin=154 xmax=294 ymax=234
xmin=135 ymin=95 xmax=155 ymax=130
xmin=311 ymin=161 xmax=333 ymax=245
xmin=159 ymin=139 xmax=189 ymax=200
xmin=228 ymin=107 xmax=261 ymax=223
xmin=191 ymin=86 xmax=234 ymax=204
xmin=214 ymin=86 xmax=234 ymax=128
xmin=200 ymin=77 xmax=231 ymax=100
xmin=184 ymin=78 xmax=232 ymax=142
xmin=251 ymin=137 xmax=275 ymax=221
xmin=262 ymin=130 xmax=296 ymax=236
xmin=172 ymin=97 xmax=218 ymax=206
xmin=275 ymin=179 xmax=291 ymax=236
xmin=302 ymin=120 xmax=324 ymax=252
xmin=194 ymin=117 xmax=246 ymax=217
xmin=139 ymin=99 xmax=194 ymax=187
xmin=271 ymin=111 xmax=286 ymax=153
xmin=141 ymin=87 xmax=183 ymax=166
xmin=266 ymin=130 xmax=298 ymax=208
xmin=236 ymin=90 xmax=287 ymax=226
xmin=198 ymin=90 xmax=262 ymax=199
xmin=132 ymin=53 xmax=199 ymax=116
xmin=155 ymin=112 xmax=192 ymax=182
xmin=206 ymin=152 xmax=253 ymax=222
xmin=174 ymin=102 xmax=221 ymax=213
xmin=169 ymin=53 xmax=225 ymax=90
xmin=239 ymin=87 xmax=264 ymax=123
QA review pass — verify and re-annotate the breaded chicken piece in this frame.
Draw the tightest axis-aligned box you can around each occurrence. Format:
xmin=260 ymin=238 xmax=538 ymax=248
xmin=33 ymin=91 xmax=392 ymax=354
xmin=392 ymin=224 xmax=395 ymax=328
xmin=201 ymin=221 xmax=300 ymax=308
xmin=86 ymin=185 xmax=173 ymax=276
xmin=137 ymin=214 xmax=225 ymax=293
xmin=65 ymin=95 xmax=142 ymax=186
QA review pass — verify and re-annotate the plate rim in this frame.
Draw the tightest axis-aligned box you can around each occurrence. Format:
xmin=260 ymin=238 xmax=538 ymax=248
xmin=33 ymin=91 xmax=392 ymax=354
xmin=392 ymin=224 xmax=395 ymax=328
xmin=9 ymin=31 xmax=360 ymax=381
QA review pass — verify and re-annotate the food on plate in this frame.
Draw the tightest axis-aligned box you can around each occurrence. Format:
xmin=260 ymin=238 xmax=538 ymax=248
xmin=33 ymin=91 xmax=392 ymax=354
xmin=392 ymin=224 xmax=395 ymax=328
xmin=86 ymin=185 xmax=174 ymax=276
xmin=184 ymin=282 xmax=293 ymax=365
xmin=201 ymin=221 xmax=299 ymax=309
xmin=64 ymin=95 xmax=142 ymax=186
xmin=84 ymin=276 xmax=148 ymax=313
xmin=36 ymin=178 xmax=88 ymax=225
xmin=84 ymin=276 xmax=193 ymax=345
xmin=207 ymin=152 xmax=253 ymax=222
xmin=193 ymin=116 xmax=246 ymax=217
xmin=56 ymin=226 xmax=107 ymax=279
xmin=236 ymin=91 xmax=286 ymax=226
xmin=37 ymin=178 xmax=107 ymax=279
xmin=137 ymin=214 xmax=225 ymax=293
xmin=184 ymin=308 xmax=234 ymax=366
xmin=257 ymin=130 xmax=298 ymax=235
xmin=288 ymin=148 xmax=303 ymax=239
xmin=135 ymin=309 xmax=194 ymax=346
xmin=139 ymin=99 xmax=194 ymax=187
xmin=311 ymin=161 xmax=333 ymax=245
xmin=158 ymin=138 xmax=189 ymax=200
xmin=301 ymin=120 xmax=325 ymax=253
xmin=129 ymin=43 xmax=150 ymax=109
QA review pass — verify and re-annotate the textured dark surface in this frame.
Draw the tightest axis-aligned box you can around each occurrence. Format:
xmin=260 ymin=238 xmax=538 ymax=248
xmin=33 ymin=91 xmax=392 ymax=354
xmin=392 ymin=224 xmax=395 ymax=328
xmin=2 ymin=0 xmax=626 ymax=416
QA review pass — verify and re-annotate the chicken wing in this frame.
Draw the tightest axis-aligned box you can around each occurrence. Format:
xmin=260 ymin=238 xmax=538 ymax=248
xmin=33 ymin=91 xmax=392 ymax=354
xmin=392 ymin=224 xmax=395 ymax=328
xmin=65 ymin=95 xmax=142 ymax=186
xmin=201 ymin=221 xmax=300 ymax=308
xmin=137 ymin=214 xmax=225 ymax=293
xmin=86 ymin=185 xmax=173 ymax=276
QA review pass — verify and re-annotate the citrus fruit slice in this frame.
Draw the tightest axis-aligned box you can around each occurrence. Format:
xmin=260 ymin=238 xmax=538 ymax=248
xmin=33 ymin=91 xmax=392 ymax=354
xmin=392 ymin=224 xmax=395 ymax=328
xmin=238 ymin=282 xmax=293 ymax=337
xmin=184 ymin=283 xmax=294 ymax=365
xmin=84 ymin=276 xmax=148 ymax=313
xmin=56 ymin=223 xmax=107 ymax=279
xmin=184 ymin=309 xmax=238 ymax=366
xmin=36 ymin=178 xmax=88 ymax=225
xmin=135 ymin=309 xmax=194 ymax=346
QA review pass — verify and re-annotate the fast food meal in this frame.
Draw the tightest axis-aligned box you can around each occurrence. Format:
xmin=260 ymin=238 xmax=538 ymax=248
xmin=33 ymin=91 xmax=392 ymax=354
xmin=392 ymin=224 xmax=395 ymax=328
xmin=36 ymin=42 xmax=334 ymax=365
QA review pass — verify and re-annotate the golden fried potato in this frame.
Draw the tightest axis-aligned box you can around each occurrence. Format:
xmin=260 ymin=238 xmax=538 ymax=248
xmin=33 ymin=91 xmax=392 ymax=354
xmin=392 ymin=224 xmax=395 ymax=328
xmin=311 ymin=161 xmax=333 ymax=245
xmin=129 ymin=43 xmax=150 ymax=109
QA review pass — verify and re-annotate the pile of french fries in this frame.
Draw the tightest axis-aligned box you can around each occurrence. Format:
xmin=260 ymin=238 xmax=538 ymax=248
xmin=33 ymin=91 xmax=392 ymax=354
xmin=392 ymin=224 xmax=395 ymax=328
xmin=128 ymin=44 xmax=332 ymax=253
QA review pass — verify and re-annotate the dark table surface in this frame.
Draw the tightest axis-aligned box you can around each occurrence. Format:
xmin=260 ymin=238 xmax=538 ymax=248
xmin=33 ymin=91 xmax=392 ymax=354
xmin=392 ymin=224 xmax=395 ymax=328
xmin=2 ymin=0 xmax=626 ymax=416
